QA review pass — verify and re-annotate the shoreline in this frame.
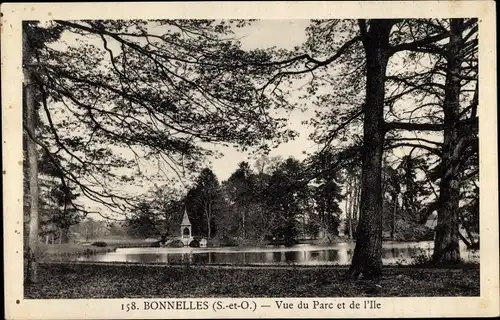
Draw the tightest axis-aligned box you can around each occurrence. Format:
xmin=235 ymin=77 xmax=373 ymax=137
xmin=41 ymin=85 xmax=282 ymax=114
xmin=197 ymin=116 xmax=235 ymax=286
xmin=38 ymin=240 xmax=479 ymax=265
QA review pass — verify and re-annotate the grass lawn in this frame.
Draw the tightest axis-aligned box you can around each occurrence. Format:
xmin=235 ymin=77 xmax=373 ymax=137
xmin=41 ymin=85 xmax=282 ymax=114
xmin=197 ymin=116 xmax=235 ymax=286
xmin=24 ymin=263 xmax=480 ymax=298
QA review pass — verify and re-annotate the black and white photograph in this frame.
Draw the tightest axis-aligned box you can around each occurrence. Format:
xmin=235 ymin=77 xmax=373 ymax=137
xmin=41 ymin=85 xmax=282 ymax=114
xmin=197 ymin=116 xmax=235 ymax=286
xmin=2 ymin=1 xmax=498 ymax=319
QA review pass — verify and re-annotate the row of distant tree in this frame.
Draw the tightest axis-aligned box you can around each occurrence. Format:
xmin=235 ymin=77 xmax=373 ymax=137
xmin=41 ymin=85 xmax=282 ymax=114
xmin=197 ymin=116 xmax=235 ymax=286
xmin=34 ymin=148 xmax=478 ymax=250
xmin=123 ymin=148 xmax=477 ymax=247
xmin=126 ymin=157 xmax=343 ymax=246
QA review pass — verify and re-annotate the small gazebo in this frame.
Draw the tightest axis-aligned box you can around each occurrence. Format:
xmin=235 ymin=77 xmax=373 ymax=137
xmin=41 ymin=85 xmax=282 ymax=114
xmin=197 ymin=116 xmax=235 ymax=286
xmin=180 ymin=208 xmax=193 ymax=246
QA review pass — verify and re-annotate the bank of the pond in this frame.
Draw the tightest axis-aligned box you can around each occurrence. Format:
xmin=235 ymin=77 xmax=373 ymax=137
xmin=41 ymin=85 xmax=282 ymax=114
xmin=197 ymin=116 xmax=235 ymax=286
xmin=38 ymin=240 xmax=159 ymax=260
xmin=41 ymin=243 xmax=116 ymax=253
xmin=25 ymin=262 xmax=479 ymax=298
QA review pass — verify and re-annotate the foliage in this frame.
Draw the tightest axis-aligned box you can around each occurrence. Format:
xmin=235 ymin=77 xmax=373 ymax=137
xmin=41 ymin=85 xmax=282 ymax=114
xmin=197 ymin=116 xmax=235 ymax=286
xmin=410 ymin=249 xmax=434 ymax=267
xmin=24 ymin=19 xmax=295 ymax=218
xmin=165 ymin=240 xmax=184 ymax=248
xmin=38 ymin=181 xmax=83 ymax=243
xmin=90 ymin=241 xmax=108 ymax=247
xmin=107 ymin=222 xmax=128 ymax=237
xmin=113 ymin=155 xmax=347 ymax=245
xmin=223 ymin=162 xmax=257 ymax=238
xmin=392 ymin=220 xmax=434 ymax=242
xmin=125 ymin=201 xmax=159 ymax=239
xmin=381 ymin=154 xmax=435 ymax=240
xmin=71 ymin=217 xmax=108 ymax=241
xmin=188 ymin=239 xmax=200 ymax=247
xmin=185 ymin=168 xmax=226 ymax=238
xmin=309 ymin=150 xmax=344 ymax=236
xmin=264 ymin=158 xmax=310 ymax=245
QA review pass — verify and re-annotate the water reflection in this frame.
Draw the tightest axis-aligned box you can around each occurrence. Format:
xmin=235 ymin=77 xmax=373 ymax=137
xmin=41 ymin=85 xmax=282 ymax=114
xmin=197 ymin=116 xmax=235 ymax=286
xmin=76 ymin=241 xmax=479 ymax=266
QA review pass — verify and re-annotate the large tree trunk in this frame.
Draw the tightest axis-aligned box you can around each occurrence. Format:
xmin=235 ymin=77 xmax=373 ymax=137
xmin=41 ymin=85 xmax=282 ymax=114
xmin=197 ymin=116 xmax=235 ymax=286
xmin=433 ymin=19 xmax=463 ymax=264
xmin=347 ymin=20 xmax=393 ymax=280
xmin=23 ymin=28 xmax=40 ymax=284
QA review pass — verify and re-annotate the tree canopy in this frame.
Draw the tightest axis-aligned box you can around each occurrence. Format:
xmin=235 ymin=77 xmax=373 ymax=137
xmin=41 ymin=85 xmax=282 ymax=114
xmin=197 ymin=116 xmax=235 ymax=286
xmin=24 ymin=19 xmax=296 ymax=218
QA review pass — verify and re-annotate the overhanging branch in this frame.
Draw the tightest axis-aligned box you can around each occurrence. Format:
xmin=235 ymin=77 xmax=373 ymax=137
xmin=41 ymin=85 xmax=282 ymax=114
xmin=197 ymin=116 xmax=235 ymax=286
xmin=259 ymin=36 xmax=362 ymax=92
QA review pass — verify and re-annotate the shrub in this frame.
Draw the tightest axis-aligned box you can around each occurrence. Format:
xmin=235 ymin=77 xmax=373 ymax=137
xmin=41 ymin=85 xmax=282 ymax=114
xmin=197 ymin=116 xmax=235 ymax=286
xmin=392 ymin=220 xmax=435 ymax=241
xmin=409 ymin=248 xmax=434 ymax=266
xmin=235 ymin=238 xmax=267 ymax=247
xmin=150 ymin=241 xmax=162 ymax=247
xmin=411 ymin=253 xmax=432 ymax=266
xmin=189 ymin=239 xmax=200 ymax=247
xmin=166 ymin=240 xmax=184 ymax=248
xmin=219 ymin=236 xmax=239 ymax=247
xmin=32 ymin=245 xmax=49 ymax=261
xmin=206 ymin=238 xmax=220 ymax=247
xmin=84 ymin=248 xmax=97 ymax=255
xmin=91 ymin=241 xmax=107 ymax=247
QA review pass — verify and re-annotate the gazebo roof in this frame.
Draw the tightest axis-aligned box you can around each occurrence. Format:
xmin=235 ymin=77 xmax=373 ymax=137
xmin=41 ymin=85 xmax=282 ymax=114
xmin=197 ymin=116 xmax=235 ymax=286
xmin=181 ymin=208 xmax=191 ymax=226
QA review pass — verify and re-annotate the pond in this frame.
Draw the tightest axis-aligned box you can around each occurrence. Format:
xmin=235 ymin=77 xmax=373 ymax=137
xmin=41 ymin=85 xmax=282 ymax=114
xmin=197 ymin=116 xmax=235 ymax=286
xmin=75 ymin=241 xmax=479 ymax=266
